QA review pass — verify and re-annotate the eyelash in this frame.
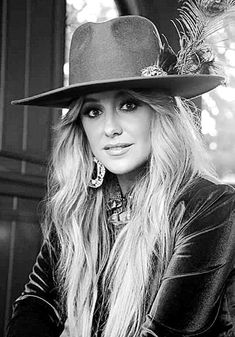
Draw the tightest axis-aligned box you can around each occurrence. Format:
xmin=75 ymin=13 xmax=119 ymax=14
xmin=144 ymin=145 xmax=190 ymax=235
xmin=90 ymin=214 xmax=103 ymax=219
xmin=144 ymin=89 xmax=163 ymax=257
xmin=121 ymin=99 xmax=140 ymax=111
xmin=82 ymin=98 xmax=141 ymax=118
xmin=82 ymin=107 xmax=101 ymax=118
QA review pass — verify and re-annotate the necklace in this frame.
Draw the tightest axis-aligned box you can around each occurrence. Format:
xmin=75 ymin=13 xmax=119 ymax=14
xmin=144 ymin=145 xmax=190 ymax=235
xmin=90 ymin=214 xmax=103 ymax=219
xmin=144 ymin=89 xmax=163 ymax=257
xmin=104 ymin=176 xmax=133 ymax=232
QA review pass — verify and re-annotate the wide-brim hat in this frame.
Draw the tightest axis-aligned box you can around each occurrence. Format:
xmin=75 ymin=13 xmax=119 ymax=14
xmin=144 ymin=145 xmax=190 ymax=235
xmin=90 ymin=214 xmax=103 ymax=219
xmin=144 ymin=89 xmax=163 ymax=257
xmin=11 ymin=15 xmax=224 ymax=109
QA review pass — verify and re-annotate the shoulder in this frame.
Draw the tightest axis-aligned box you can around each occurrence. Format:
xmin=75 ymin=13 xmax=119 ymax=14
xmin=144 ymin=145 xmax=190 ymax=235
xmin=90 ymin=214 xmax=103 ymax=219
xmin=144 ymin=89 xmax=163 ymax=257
xmin=181 ymin=177 xmax=235 ymax=216
xmin=175 ymin=177 xmax=235 ymax=242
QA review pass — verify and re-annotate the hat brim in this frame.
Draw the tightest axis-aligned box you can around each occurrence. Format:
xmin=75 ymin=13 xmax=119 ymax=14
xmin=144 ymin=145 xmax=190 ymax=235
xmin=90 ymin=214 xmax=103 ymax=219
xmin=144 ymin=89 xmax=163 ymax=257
xmin=11 ymin=74 xmax=224 ymax=109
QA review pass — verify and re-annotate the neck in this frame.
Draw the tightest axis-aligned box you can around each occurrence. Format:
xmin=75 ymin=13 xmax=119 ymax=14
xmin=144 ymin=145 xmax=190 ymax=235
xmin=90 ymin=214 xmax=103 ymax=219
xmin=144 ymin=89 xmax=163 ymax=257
xmin=116 ymin=174 xmax=135 ymax=196
xmin=116 ymin=163 xmax=148 ymax=195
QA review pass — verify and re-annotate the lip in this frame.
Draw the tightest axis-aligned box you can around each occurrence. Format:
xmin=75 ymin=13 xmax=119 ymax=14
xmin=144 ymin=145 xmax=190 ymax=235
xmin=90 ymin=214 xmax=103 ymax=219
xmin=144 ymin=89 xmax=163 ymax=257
xmin=104 ymin=143 xmax=132 ymax=150
xmin=103 ymin=143 xmax=133 ymax=156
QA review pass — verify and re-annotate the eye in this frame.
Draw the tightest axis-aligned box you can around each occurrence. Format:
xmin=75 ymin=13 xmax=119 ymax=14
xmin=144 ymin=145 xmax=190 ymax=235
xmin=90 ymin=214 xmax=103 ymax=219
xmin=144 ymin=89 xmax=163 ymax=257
xmin=82 ymin=107 xmax=102 ymax=118
xmin=120 ymin=99 xmax=140 ymax=112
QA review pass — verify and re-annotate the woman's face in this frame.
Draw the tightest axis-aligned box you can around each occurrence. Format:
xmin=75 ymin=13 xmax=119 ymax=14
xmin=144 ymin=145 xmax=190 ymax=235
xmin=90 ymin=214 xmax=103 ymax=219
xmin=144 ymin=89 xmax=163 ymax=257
xmin=80 ymin=90 xmax=153 ymax=177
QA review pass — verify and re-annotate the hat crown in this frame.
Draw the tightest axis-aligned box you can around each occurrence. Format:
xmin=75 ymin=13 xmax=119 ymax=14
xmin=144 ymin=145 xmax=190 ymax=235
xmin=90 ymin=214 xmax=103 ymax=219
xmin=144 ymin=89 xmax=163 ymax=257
xmin=69 ymin=16 xmax=162 ymax=84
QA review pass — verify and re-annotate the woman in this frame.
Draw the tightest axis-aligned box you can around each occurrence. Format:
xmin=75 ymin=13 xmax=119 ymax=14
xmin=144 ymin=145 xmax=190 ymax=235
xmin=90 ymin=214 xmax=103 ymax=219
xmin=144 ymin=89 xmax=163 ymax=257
xmin=7 ymin=9 xmax=235 ymax=337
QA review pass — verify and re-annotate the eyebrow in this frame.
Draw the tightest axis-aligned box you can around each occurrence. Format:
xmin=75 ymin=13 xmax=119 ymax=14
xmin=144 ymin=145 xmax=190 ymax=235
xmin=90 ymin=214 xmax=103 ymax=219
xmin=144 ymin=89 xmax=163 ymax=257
xmin=83 ymin=90 xmax=132 ymax=104
xmin=83 ymin=97 xmax=99 ymax=104
xmin=115 ymin=90 xmax=133 ymax=99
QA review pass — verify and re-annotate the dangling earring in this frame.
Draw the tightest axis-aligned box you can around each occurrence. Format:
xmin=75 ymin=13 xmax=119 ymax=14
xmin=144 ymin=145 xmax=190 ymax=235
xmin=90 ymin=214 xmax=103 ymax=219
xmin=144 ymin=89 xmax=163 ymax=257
xmin=89 ymin=157 xmax=106 ymax=188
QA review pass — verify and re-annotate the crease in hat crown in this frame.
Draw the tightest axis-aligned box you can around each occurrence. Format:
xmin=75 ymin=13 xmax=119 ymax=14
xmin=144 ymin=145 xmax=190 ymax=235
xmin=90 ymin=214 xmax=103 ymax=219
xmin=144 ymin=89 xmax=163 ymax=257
xmin=11 ymin=14 xmax=224 ymax=108
xmin=68 ymin=15 xmax=162 ymax=84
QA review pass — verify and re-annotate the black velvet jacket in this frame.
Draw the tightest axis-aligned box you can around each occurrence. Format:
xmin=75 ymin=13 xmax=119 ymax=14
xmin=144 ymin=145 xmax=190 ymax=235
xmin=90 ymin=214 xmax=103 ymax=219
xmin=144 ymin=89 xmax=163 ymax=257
xmin=6 ymin=178 xmax=235 ymax=337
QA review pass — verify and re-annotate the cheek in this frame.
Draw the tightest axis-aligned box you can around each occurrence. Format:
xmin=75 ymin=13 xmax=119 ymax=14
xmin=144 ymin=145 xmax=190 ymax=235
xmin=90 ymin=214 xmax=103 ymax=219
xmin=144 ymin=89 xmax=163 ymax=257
xmin=85 ymin=134 xmax=99 ymax=155
xmin=81 ymin=120 xmax=91 ymax=137
xmin=139 ymin=132 xmax=152 ymax=158
xmin=134 ymin=116 xmax=152 ymax=147
xmin=138 ymin=119 xmax=153 ymax=158
xmin=81 ymin=121 xmax=99 ymax=150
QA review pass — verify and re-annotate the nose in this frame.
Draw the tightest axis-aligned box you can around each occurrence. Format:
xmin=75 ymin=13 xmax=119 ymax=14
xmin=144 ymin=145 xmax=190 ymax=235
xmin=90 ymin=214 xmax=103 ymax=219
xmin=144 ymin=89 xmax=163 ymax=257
xmin=104 ymin=111 xmax=122 ymax=138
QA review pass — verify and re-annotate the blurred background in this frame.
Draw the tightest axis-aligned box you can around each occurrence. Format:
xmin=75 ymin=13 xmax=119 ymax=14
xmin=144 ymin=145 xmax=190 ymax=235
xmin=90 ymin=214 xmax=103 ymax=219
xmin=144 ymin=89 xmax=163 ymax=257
xmin=0 ymin=1 xmax=234 ymax=336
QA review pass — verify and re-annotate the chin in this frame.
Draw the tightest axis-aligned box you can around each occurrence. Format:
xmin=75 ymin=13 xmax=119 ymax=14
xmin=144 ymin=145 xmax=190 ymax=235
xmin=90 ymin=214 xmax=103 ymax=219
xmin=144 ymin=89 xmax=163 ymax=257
xmin=107 ymin=167 xmax=132 ymax=176
xmin=104 ymin=163 xmax=134 ymax=175
xmin=105 ymin=160 xmax=147 ymax=176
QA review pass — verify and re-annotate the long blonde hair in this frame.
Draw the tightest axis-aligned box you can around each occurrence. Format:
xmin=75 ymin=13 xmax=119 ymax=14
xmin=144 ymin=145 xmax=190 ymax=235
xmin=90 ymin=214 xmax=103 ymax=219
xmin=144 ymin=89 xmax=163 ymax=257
xmin=43 ymin=91 xmax=216 ymax=337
